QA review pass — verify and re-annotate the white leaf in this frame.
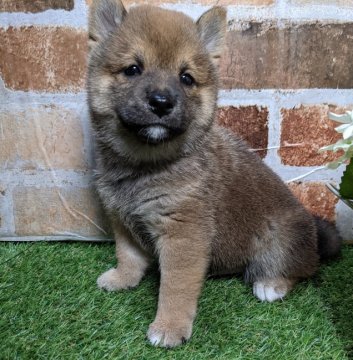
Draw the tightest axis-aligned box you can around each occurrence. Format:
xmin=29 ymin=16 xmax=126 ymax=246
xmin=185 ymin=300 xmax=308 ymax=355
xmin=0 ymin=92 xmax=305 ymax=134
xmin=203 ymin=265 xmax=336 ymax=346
xmin=326 ymin=161 xmax=342 ymax=169
xmin=335 ymin=123 xmax=350 ymax=133
xmin=329 ymin=111 xmax=353 ymax=124
xmin=320 ymin=139 xmax=352 ymax=152
xmin=319 ymin=144 xmax=335 ymax=152
xmin=342 ymin=125 xmax=353 ymax=140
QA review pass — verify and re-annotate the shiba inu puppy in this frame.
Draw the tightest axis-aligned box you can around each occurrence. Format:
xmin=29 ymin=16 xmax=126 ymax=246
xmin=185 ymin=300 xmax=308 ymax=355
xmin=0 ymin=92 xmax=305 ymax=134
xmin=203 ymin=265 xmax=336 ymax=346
xmin=87 ymin=0 xmax=341 ymax=347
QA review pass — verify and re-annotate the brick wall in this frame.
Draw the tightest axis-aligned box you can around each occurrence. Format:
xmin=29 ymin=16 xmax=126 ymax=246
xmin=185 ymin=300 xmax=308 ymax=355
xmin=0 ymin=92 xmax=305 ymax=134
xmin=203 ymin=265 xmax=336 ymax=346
xmin=0 ymin=0 xmax=352 ymax=241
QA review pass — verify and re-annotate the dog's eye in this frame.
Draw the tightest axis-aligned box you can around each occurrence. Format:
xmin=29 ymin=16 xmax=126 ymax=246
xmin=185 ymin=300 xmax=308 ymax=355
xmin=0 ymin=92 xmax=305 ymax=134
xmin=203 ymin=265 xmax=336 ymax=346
xmin=180 ymin=73 xmax=195 ymax=86
xmin=124 ymin=65 xmax=142 ymax=76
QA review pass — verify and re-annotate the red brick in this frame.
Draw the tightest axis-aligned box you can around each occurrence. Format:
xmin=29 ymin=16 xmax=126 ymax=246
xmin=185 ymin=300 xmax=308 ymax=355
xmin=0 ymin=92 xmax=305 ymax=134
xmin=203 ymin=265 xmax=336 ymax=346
xmin=217 ymin=106 xmax=269 ymax=158
xmin=220 ymin=22 xmax=353 ymax=89
xmin=288 ymin=182 xmax=338 ymax=221
xmin=13 ymin=187 xmax=108 ymax=237
xmin=279 ymin=105 xmax=346 ymax=166
xmin=0 ymin=27 xmax=87 ymax=92
xmin=0 ymin=106 xmax=87 ymax=170
xmin=0 ymin=0 xmax=74 ymax=13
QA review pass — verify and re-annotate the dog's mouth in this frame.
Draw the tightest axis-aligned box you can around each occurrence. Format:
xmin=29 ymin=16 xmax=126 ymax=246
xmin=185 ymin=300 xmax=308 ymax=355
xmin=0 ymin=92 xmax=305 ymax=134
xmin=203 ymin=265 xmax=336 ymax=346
xmin=136 ymin=125 xmax=171 ymax=145
xmin=119 ymin=116 xmax=185 ymax=145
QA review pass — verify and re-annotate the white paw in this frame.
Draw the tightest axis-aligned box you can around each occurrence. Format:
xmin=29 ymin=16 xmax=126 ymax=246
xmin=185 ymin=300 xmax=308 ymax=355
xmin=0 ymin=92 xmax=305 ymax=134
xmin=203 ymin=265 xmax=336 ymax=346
xmin=148 ymin=332 xmax=164 ymax=347
xmin=147 ymin=321 xmax=191 ymax=348
xmin=253 ymin=281 xmax=287 ymax=302
xmin=97 ymin=268 xmax=123 ymax=291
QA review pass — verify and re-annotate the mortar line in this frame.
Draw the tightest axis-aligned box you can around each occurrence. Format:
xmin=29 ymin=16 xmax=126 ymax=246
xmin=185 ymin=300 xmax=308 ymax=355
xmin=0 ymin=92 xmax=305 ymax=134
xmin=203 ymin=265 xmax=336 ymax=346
xmin=263 ymin=95 xmax=283 ymax=169
xmin=1 ymin=2 xmax=353 ymax=28
xmin=2 ymin=89 xmax=353 ymax=107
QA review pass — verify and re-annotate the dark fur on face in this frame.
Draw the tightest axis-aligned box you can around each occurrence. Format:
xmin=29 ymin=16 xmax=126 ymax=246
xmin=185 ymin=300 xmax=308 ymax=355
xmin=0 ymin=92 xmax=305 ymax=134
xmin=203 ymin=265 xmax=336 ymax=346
xmin=87 ymin=0 xmax=341 ymax=348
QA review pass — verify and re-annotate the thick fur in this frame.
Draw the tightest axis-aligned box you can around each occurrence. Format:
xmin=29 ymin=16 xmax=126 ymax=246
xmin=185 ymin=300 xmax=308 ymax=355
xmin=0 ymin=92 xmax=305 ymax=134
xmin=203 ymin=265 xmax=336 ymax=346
xmin=315 ymin=216 xmax=342 ymax=261
xmin=87 ymin=0 xmax=341 ymax=347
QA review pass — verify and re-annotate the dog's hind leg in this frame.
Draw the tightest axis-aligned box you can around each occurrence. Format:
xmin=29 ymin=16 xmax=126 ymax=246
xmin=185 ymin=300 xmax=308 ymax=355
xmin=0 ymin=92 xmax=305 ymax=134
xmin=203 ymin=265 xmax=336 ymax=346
xmin=246 ymin=211 xmax=319 ymax=302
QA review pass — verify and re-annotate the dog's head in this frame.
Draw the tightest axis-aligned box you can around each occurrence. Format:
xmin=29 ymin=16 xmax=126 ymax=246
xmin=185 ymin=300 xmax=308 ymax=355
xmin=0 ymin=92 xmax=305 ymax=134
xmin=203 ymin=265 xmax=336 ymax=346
xmin=88 ymin=0 xmax=226 ymax=164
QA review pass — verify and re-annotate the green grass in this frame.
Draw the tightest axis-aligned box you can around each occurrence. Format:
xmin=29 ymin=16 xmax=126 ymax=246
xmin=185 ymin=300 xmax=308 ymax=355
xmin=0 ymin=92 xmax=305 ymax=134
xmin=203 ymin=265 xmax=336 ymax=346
xmin=1 ymin=242 xmax=352 ymax=360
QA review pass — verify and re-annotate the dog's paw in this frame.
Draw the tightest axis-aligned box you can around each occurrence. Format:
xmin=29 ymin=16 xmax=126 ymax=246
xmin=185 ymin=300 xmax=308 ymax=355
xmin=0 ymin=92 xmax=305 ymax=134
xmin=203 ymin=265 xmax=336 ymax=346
xmin=147 ymin=320 xmax=192 ymax=348
xmin=253 ymin=280 xmax=288 ymax=302
xmin=97 ymin=268 xmax=139 ymax=291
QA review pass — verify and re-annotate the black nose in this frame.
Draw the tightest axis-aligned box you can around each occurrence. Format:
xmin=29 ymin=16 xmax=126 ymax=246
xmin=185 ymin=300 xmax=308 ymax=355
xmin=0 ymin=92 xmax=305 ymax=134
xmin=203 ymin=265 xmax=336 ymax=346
xmin=148 ymin=90 xmax=175 ymax=118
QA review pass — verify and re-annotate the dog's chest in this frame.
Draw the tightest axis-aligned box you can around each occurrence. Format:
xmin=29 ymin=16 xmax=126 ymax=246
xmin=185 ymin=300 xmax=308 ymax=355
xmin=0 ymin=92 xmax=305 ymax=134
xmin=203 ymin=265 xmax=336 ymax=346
xmin=100 ymin=173 xmax=171 ymax=249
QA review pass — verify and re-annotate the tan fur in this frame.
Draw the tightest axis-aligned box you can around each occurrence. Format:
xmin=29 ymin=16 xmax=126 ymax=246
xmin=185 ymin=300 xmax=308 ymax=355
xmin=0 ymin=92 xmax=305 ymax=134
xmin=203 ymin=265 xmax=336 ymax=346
xmin=97 ymin=220 xmax=151 ymax=291
xmin=87 ymin=0 xmax=340 ymax=347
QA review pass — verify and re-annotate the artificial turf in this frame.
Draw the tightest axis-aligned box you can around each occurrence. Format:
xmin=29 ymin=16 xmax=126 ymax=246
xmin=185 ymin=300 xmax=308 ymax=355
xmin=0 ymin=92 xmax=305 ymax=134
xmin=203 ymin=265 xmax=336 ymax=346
xmin=1 ymin=242 xmax=352 ymax=359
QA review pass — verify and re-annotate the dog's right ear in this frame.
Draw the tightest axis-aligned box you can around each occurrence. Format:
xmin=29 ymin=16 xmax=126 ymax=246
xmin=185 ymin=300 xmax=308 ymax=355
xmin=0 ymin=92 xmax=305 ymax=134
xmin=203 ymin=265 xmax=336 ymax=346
xmin=89 ymin=0 xmax=127 ymax=50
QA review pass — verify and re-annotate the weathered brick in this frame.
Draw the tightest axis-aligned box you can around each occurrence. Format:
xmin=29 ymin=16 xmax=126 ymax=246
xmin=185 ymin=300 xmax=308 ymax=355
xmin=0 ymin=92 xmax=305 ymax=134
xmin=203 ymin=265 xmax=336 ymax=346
xmin=13 ymin=187 xmax=108 ymax=237
xmin=288 ymin=182 xmax=338 ymax=222
xmin=220 ymin=22 xmax=353 ymax=89
xmin=0 ymin=0 xmax=74 ymax=13
xmin=217 ymin=106 xmax=268 ymax=158
xmin=0 ymin=27 xmax=87 ymax=92
xmin=86 ymin=0 xmax=274 ymax=6
xmin=279 ymin=105 xmax=345 ymax=166
xmin=0 ymin=106 xmax=87 ymax=170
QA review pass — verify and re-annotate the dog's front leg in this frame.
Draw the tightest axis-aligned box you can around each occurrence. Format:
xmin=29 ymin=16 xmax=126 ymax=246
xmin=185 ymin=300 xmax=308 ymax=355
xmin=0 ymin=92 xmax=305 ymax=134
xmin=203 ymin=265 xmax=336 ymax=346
xmin=147 ymin=223 xmax=210 ymax=348
xmin=97 ymin=219 xmax=151 ymax=291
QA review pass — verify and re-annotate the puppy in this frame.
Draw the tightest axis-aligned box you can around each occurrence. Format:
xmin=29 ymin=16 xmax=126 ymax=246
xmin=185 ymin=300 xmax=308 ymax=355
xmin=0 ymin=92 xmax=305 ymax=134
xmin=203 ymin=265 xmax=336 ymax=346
xmin=87 ymin=0 xmax=341 ymax=347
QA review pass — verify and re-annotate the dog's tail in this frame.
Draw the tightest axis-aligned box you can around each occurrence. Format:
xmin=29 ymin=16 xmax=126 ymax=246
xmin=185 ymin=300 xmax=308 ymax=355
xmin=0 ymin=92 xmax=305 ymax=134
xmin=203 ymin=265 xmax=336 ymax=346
xmin=314 ymin=216 xmax=342 ymax=262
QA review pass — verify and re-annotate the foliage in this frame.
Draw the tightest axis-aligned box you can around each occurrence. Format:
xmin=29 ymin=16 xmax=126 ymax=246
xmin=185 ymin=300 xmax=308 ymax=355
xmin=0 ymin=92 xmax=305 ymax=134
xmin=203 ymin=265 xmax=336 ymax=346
xmin=320 ymin=110 xmax=353 ymax=203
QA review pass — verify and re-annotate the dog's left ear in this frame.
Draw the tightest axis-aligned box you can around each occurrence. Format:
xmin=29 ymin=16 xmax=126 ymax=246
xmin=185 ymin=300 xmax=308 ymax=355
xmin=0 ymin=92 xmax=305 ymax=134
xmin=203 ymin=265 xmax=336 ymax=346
xmin=196 ymin=7 xmax=227 ymax=66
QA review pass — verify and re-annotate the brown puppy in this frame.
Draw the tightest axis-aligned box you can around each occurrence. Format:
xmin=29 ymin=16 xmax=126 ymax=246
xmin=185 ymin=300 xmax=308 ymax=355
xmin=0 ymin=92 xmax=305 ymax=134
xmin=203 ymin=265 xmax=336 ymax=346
xmin=87 ymin=0 xmax=341 ymax=348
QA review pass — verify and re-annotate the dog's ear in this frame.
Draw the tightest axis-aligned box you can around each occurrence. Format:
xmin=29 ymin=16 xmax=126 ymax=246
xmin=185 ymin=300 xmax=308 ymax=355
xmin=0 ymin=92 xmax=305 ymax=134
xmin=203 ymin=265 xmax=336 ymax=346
xmin=196 ymin=7 xmax=227 ymax=66
xmin=89 ymin=0 xmax=127 ymax=50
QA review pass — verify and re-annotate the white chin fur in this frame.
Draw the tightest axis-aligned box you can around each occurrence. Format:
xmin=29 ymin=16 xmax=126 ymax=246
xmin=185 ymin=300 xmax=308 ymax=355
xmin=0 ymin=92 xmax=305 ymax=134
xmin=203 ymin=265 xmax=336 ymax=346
xmin=145 ymin=125 xmax=168 ymax=142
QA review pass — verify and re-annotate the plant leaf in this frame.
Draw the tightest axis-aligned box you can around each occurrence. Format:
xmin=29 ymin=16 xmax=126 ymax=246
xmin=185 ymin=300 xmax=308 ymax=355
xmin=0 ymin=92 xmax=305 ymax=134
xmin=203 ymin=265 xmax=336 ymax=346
xmin=326 ymin=160 xmax=343 ymax=169
xmin=343 ymin=124 xmax=353 ymax=139
xmin=339 ymin=160 xmax=353 ymax=199
xmin=327 ymin=183 xmax=353 ymax=210
xmin=329 ymin=111 xmax=353 ymax=124
xmin=319 ymin=144 xmax=336 ymax=152
xmin=320 ymin=139 xmax=353 ymax=154
xmin=335 ymin=123 xmax=350 ymax=134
